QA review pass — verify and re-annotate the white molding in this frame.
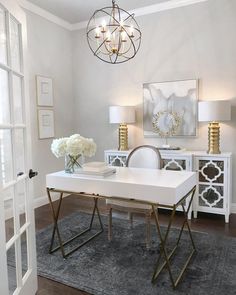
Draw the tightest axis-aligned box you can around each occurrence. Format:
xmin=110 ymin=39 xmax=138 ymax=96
xmin=129 ymin=0 xmax=208 ymax=18
xmin=33 ymin=192 xmax=71 ymax=209
xmin=72 ymin=20 xmax=88 ymax=31
xmin=231 ymin=203 xmax=236 ymax=214
xmin=18 ymin=0 xmax=73 ymax=30
xmin=19 ymin=0 xmax=209 ymax=32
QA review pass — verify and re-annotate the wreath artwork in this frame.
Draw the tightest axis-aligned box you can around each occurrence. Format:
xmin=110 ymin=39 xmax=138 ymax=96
xmin=152 ymin=111 xmax=182 ymax=146
xmin=143 ymin=80 xmax=198 ymax=138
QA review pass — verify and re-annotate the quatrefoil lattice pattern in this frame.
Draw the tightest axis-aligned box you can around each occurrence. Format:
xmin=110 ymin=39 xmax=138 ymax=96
xmin=109 ymin=156 xmax=127 ymax=167
xmin=198 ymin=160 xmax=224 ymax=208
xmin=200 ymin=161 xmax=222 ymax=182
xmin=199 ymin=186 xmax=223 ymax=208
xmin=163 ymin=159 xmax=186 ymax=171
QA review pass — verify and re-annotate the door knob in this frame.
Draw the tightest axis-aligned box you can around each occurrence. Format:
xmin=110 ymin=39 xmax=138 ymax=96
xmin=29 ymin=169 xmax=38 ymax=179
xmin=17 ymin=171 xmax=24 ymax=177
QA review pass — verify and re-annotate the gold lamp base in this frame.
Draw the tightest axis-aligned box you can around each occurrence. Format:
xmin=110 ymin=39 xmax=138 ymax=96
xmin=207 ymin=122 xmax=221 ymax=154
xmin=118 ymin=123 xmax=128 ymax=151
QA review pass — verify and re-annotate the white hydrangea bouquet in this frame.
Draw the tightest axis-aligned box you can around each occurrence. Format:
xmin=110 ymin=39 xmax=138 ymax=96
xmin=51 ymin=134 xmax=97 ymax=173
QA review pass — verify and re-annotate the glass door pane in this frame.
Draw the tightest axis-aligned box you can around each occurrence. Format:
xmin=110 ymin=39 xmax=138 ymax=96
xmin=21 ymin=230 xmax=29 ymax=278
xmin=3 ymin=187 xmax=15 ymax=243
xmin=13 ymin=75 xmax=23 ymax=124
xmin=14 ymin=128 xmax=25 ymax=176
xmin=16 ymin=179 xmax=27 ymax=228
xmin=7 ymin=244 xmax=17 ymax=295
xmin=0 ymin=7 xmax=7 ymax=65
xmin=0 ymin=129 xmax=13 ymax=184
xmin=10 ymin=17 xmax=21 ymax=72
xmin=0 ymin=68 xmax=10 ymax=124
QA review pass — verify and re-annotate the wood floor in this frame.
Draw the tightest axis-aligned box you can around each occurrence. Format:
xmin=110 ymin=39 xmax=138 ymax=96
xmin=35 ymin=195 xmax=236 ymax=295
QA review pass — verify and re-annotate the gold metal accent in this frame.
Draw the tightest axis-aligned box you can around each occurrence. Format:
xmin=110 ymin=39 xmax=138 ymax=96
xmin=151 ymin=186 xmax=196 ymax=288
xmin=47 ymin=188 xmax=104 ymax=258
xmin=152 ymin=111 xmax=181 ymax=137
xmin=118 ymin=123 xmax=128 ymax=151
xmin=47 ymin=185 xmax=196 ymax=288
xmin=86 ymin=0 xmax=141 ymax=64
xmin=208 ymin=122 xmax=221 ymax=154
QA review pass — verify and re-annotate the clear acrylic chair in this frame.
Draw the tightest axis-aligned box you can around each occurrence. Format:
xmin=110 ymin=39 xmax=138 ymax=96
xmin=106 ymin=145 xmax=163 ymax=248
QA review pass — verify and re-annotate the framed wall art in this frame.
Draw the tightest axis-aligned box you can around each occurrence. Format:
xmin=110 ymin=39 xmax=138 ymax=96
xmin=38 ymin=109 xmax=55 ymax=139
xmin=36 ymin=75 xmax=54 ymax=106
xmin=143 ymin=79 xmax=198 ymax=137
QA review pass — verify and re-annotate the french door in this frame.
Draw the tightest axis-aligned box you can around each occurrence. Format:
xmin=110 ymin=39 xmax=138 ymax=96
xmin=0 ymin=0 xmax=37 ymax=294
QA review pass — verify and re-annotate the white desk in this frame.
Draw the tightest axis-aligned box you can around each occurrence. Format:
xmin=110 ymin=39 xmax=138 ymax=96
xmin=46 ymin=167 xmax=197 ymax=288
xmin=47 ymin=167 xmax=196 ymax=206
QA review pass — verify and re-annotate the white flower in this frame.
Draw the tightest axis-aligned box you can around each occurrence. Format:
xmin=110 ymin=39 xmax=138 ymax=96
xmin=83 ymin=138 xmax=97 ymax=157
xmin=51 ymin=134 xmax=96 ymax=158
xmin=66 ymin=134 xmax=84 ymax=156
xmin=51 ymin=137 xmax=68 ymax=158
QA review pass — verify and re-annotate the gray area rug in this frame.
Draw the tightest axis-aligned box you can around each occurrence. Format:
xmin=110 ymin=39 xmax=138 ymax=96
xmin=35 ymin=212 xmax=236 ymax=295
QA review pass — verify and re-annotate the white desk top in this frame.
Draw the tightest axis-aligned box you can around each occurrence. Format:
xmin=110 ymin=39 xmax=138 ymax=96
xmin=46 ymin=167 xmax=197 ymax=206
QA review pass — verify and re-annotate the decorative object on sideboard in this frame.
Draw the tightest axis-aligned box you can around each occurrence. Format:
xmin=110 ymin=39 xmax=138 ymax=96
xmin=38 ymin=109 xmax=55 ymax=139
xmin=198 ymin=100 xmax=231 ymax=154
xmin=152 ymin=111 xmax=181 ymax=148
xmin=109 ymin=106 xmax=135 ymax=151
xmin=36 ymin=75 xmax=53 ymax=106
xmin=86 ymin=0 xmax=141 ymax=64
xmin=51 ymin=134 xmax=96 ymax=173
xmin=143 ymin=79 xmax=198 ymax=139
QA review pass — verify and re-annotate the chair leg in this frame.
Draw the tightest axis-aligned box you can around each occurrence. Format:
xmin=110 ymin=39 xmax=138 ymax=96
xmin=146 ymin=211 xmax=152 ymax=249
xmin=108 ymin=206 xmax=112 ymax=241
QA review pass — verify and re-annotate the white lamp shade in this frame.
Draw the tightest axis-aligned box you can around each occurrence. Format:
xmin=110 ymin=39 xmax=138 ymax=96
xmin=109 ymin=106 xmax=136 ymax=124
xmin=198 ymin=100 xmax=231 ymax=122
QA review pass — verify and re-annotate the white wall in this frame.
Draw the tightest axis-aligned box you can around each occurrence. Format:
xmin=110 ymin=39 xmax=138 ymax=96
xmin=71 ymin=0 xmax=236 ymax=201
xmin=26 ymin=11 xmax=75 ymax=199
xmin=23 ymin=0 xmax=236 ymax=205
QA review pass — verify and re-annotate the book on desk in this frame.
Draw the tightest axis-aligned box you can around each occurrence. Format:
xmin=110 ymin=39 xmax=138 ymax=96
xmin=75 ymin=162 xmax=116 ymax=178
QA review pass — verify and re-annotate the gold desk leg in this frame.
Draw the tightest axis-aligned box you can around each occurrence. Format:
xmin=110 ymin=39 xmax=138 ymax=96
xmin=152 ymin=187 xmax=196 ymax=288
xmin=47 ymin=188 xmax=104 ymax=258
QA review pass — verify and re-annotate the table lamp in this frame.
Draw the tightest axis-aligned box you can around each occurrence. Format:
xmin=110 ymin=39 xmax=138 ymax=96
xmin=109 ymin=106 xmax=136 ymax=151
xmin=198 ymin=100 xmax=231 ymax=154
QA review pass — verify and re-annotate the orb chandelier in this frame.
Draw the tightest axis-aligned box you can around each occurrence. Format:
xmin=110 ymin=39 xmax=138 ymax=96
xmin=86 ymin=0 xmax=142 ymax=64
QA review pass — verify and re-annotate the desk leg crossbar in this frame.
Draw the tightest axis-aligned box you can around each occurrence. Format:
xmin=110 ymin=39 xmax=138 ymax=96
xmin=47 ymin=189 xmax=104 ymax=258
xmin=152 ymin=186 xmax=196 ymax=288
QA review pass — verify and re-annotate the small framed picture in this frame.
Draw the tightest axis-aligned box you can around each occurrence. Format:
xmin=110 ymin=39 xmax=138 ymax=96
xmin=38 ymin=109 xmax=55 ymax=139
xmin=36 ymin=75 xmax=53 ymax=106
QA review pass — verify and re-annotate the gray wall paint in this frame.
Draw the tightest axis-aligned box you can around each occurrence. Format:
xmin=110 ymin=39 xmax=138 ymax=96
xmin=71 ymin=0 xmax=236 ymax=201
xmin=26 ymin=11 xmax=75 ymax=198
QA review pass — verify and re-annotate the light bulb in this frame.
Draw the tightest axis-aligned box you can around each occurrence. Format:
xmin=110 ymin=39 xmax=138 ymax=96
xmin=106 ymin=31 xmax=111 ymax=42
xmin=95 ymin=27 xmax=100 ymax=38
xmin=119 ymin=19 xmax=124 ymax=32
xmin=130 ymin=25 xmax=134 ymax=37
xmin=101 ymin=20 xmax=106 ymax=33
xmin=121 ymin=31 xmax=127 ymax=42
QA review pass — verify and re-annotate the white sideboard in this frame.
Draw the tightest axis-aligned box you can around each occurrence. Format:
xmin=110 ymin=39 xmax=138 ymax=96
xmin=104 ymin=149 xmax=232 ymax=223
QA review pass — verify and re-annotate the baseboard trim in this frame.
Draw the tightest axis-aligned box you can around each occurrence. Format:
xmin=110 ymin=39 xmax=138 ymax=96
xmin=33 ymin=192 xmax=70 ymax=209
xmin=231 ymin=203 xmax=236 ymax=214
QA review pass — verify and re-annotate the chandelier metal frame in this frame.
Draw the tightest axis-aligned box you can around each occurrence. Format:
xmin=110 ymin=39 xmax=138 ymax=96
xmin=86 ymin=0 xmax=142 ymax=64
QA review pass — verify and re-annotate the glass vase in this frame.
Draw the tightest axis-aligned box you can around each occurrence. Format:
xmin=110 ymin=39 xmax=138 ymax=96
xmin=65 ymin=154 xmax=82 ymax=173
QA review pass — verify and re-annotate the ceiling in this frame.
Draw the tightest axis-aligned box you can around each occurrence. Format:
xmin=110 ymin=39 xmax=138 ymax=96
xmin=26 ymin=0 xmax=169 ymax=24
